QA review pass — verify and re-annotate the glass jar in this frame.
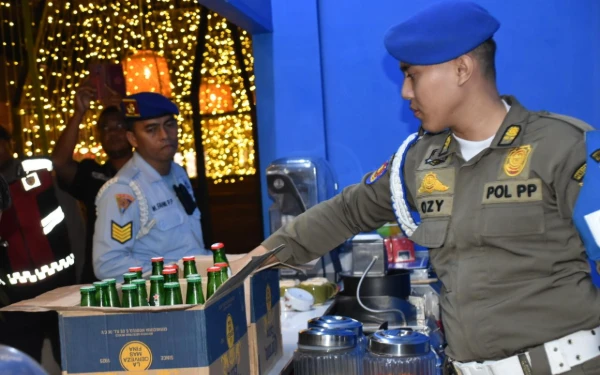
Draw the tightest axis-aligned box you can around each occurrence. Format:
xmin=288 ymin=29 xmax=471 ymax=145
xmin=307 ymin=315 xmax=367 ymax=351
xmin=364 ymin=329 xmax=436 ymax=375
xmin=293 ymin=328 xmax=362 ymax=375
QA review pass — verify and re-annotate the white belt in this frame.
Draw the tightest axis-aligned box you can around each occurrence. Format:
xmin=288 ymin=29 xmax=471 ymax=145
xmin=453 ymin=325 xmax=600 ymax=375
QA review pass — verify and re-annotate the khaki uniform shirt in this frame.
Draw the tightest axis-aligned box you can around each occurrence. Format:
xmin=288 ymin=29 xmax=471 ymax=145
xmin=262 ymin=96 xmax=600 ymax=361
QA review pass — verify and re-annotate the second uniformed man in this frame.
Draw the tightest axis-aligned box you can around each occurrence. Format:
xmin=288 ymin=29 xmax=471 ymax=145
xmin=234 ymin=1 xmax=600 ymax=374
xmin=93 ymin=92 xmax=209 ymax=281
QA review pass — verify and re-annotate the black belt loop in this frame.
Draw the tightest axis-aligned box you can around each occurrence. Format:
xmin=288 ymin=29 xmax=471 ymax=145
xmin=528 ymin=345 xmax=552 ymax=375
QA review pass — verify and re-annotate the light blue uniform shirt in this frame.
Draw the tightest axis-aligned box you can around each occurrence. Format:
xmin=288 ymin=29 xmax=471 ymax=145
xmin=93 ymin=152 xmax=209 ymax=281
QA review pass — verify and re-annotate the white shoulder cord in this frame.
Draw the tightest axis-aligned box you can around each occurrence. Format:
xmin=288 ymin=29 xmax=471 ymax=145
xmin=390 ymin=132 xmax=420 ymax=237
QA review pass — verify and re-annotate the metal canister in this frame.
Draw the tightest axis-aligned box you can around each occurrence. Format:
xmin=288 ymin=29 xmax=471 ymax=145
xmin=364 ymin=329 xmax=436 ymax=375
xmin=293 ymin=327 xmax=361 ymax=375
xmin=307 ymin=315 xmax=367 ymax=351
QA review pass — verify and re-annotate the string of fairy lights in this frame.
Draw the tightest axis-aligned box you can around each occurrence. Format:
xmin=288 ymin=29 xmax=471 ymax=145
xmin=0 ymin=0 xmax=256 ymax=183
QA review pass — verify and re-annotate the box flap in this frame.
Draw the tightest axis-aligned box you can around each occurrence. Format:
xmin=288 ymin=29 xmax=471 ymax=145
xmin=206 ymin=245 xmax=285 ymax=306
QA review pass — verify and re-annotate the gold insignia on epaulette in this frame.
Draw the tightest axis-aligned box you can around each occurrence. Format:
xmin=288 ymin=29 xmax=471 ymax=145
xmin=111 ymin=221 xmax=132 ymax=244
xmin=572 ymin=162 xmax=586 ymax=186
xmin=503 ymin=145 xmax=532 ymax=177
xmin=418 ymin=172 xmax=449 ymax=194
xmin=591 ymin=149 xmax=600 ymax=162
xmin=440 ymin=135 xmax=452 ymax=155
xmin=498 ymin=125 xmax=521 ymax=147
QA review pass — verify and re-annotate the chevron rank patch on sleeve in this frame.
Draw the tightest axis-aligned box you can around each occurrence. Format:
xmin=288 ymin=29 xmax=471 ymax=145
xmin=111 ymin=221 xmax=133 ymax=244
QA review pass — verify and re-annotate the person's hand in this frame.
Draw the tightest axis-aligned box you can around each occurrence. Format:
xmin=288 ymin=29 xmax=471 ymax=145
xmin=228 ymin=245 xmax=272 ymax=275
xmin=100 ymin=85 xmax=122 ymax=109
xmin=74 ymin=82 xmax=96 ymax=116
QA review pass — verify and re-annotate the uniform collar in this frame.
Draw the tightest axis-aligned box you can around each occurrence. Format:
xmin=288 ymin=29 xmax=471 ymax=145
xmin=132 ymin=152 xmax=175 ymax=183
xmin=489 ymin=95 xmax=531 ymax=149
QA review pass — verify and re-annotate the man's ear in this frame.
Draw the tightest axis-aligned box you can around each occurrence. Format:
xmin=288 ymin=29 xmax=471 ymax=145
xmin=455 ymin=54 xmax=474 ymax=86
xmin=126 ymin=131 xmax=138 ymax=149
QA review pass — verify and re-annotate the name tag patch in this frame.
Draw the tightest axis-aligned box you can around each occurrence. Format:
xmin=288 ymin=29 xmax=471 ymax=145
xmin=417 ymin=196 xmax=453 ymax=218
xmin=151 ymin=199 xmax=174 ymax=212
xmin=482 ymin=179 xmax=542 ymax=204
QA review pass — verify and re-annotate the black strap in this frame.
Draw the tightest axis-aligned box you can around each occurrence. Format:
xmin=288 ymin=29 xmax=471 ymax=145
xmin=173 ymin=184 xmax=197 ymax=215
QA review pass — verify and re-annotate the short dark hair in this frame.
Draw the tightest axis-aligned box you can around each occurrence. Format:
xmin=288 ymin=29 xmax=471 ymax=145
xmin=469 ymin=38 xmax=497 ymax=82
xmin=98 ymin=106 xmax=121 ymax=125
xmin=0 ymin=125 xmax=11 ymax=141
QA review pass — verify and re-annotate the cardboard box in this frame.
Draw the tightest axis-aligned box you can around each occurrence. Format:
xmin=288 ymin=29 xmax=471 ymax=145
xmin=3 ymin=248 xmax=283 ymax=375
xmin=178 ymin=255 xmax=283 ymax=375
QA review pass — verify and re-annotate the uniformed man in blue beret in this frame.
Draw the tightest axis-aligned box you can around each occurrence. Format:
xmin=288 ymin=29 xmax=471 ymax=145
xmin=93 ymin=92 xmax=210 ymax=281
xmin=235 ymin=1 xmax=600 ymax=374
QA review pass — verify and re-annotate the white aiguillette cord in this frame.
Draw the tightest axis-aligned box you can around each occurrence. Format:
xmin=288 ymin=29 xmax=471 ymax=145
xmin=356 ymin=256 xmax=407 ymax=327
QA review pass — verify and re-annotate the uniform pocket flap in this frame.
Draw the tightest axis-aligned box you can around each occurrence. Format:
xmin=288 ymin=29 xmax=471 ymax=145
xmin=410 ymin=218 xmax=450 ymax=248
xmin=155 ymin=210 xmax=185 ymax=231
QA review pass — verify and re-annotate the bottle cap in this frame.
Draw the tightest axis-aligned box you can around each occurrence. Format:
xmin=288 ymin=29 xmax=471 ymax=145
xmin=150 ymin=275 xmax=165 ymax=281
xmin=187 ymin=277 xmax=201 ymax=283
xmin=122 ymin=284 xmax=137 ymax=291
xmin=93 ymin=281 xmax=108 ymax=288
xmin=211 ymin=243 xmax=224 ymax=250
xmin=207 ymin=266 xmax=221 ymax=273
xmin=132 ymin=279 xmax=146 ymax=286
xmin=103 ymin=278 xmax=117 ymax=285
xmin=164 ymin=282 xmax=179 ymax=289
xmin=80 ymin=286 xmax=96 ymax=293
xmin=214 ymin=262 xmax=228 ymax=268
xmin=151 ymin=257 xmax=164 ymax=263
xmin=162 ymin=268 xmax=177 ymax=275
xmin=129 ymin=267 xmax=143 ymax=272
xmin=183 ymin=256 xmax=195 ymax=262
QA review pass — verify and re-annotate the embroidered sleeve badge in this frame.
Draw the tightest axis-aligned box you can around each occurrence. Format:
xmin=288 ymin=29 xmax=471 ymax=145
xmin=572 ymin=162 xmax=586 ymax=186
xmin=503 ymin=145 xmax=532 ymax=177
xmin=366 ymin=161 xmax=389 ymax=185
xmin=418 ymin=172 xmax=449 ymax=194
xmin=111 ymin=221 xmax=133 ymax=244
xmin=115 ymin=194 xmax=135 ymax=214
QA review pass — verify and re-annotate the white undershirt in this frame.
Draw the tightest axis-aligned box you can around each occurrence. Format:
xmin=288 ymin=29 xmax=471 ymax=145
xmin=453 ymin=100 xmax=511 ymax=162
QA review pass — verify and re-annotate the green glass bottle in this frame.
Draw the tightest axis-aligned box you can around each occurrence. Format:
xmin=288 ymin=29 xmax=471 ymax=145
xmin=103 ymin=278 xmax=121 ymax=307
xmin=186 ymin=276 xmax=205 ymax=305
xmin=214 ymin=262 xmax=229 ymax=284
xmin=123 ymin=272 xmax=137 ymax=285
xmin=80 ymin=286 xmax=98 ymax=306
xmin=149 ymin=275 xmax=165 ymax=306
xmin=206 ymin=266 xmax=221 ymax=300
xmin=151 ymin=257 xmax=164 ymax=276
xmin=164 ymin=282 xmax=181 ymax=305
xmin=121 ymin=284 xmax=139 ymax=308
xmin=210 ymin=243 xmax=230 ymax=268
xmin=93 ymin=281 xmax=110 ymax=307
xmin=132 ymin=279 xmax=150 ymax=307
xmin=162 ymin=268 xmax=178 ymax=284
xmin=129 ymin=266 xmax=143 ymax=280
xmin=182 ymin=256 xmax=198 ymax=278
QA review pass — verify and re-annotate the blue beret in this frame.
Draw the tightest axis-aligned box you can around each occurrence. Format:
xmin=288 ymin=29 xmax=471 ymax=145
xmin=121 ymin=92 xmax=179 ymax=121
xmin=384 ymin=1 xmax=500 ymax=65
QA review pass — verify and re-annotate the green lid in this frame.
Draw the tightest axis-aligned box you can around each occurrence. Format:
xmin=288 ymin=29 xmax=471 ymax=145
xmin=122 ymin=284 xmax=137 ymax=291
xmin=187 ymin=277 xmax=201 ymax=283
xmin=80 ymin=286 xmax=97 ymax=293
xmin=164 ymin=282 xmax=179 ymax=289
xmin=103 ymin=278 xmax=117 ymax=285
xmin=150 ymin=275 xmax=165 ymax=281
xmin=132 ymin=279 xmax=146 ymax=285
xmin=186 ymin=274 xmax=200 ymax=279
xmin=93 ymin=281 xmax=108 ymax=287
xmin=123 ymin=272 xmax=137 ymax=278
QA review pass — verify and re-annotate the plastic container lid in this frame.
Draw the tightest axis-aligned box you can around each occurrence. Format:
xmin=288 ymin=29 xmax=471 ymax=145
xmin=103 ymin=278 xmax=117 ymax=285
xmin=298 ymin=327 xmax=356 ymax=350
xmin=162 ymin=268 xmax=177 ymax=275
xmin=164 ymin=282 xmax=179 ymax=289
xmin=129 ymin=267 xmax=143 ymax=272
xmin=132 ymin=279 xmax=146 ymax=285
xmin=151 ymin=257 xmax=164 ymax=262
xmin=182 ymin=256 xmax=195 ymax=261
xmin=122 ymin=284 xmax=137 ymax=291
xmin=150 ymin=275 xmax=165 ymax=281
xmin=308 ymin=315 xmax=363 ymax=336
xmin=80 ymin=286 xmax=97 ymax=293
xmin=207 ymin=266 xmax=221 ymax=272
xmin=368 ymin=329 xmax=430 ymax=356
xmin=211 ymin=243 xmax=224 ymax=250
